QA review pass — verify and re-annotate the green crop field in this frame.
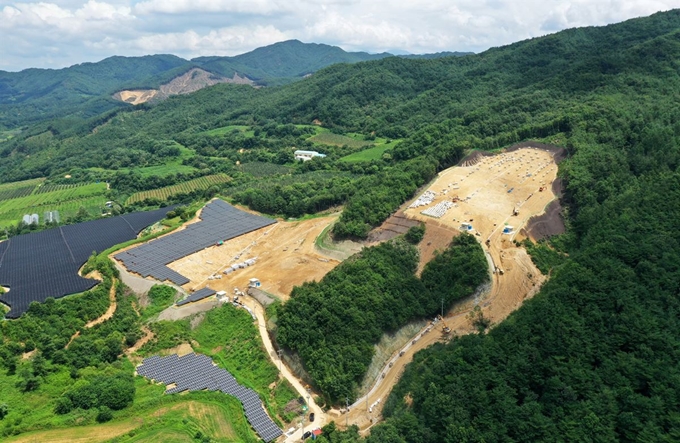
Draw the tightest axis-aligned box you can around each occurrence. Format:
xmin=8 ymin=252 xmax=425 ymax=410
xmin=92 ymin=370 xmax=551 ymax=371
xmin=340 ymin=139 xmax=401 ymax=162
xmin=126 ymin=174 xmax=231 ymax=204
xmin=239 ymin=162 xmax=292 ymax=177
xmin=0 ymin=178 xmax=45 ymax=202
xmin=308 ymin=131 xmax=374 ymax=148
xmin=0 ymin=182 xmax=108 ymax=228
xmin=201 ymin=125 xmax=254 ymax=137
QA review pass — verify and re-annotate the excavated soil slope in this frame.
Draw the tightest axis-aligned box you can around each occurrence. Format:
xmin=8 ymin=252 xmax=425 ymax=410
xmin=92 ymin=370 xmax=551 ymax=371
xmin=113 ymin=68 xmax=253 ymax=105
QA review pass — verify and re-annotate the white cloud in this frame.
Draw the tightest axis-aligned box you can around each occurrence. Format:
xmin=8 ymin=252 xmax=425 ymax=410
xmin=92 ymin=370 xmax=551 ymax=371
xmin=130 ymin=25 xmax=289 ymax=55
xmin=133 ymin=0 xmax=290 ymax=15
xmin=0 ymin=0 xmax=679 ymax=71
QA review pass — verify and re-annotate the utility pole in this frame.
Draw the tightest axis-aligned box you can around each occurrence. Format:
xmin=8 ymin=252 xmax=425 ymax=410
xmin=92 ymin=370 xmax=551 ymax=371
xmin=345 ymin=397 xmax=349 ymax=427
xmin=441 ymin=297 xmax=444 ymax=318
xmin=277 ymin=349 xmax=283 ymax=372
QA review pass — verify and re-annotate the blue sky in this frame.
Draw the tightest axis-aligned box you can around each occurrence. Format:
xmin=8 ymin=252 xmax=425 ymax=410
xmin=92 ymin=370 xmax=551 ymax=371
xmin=1 ymin=0 xmax=678 ymax=71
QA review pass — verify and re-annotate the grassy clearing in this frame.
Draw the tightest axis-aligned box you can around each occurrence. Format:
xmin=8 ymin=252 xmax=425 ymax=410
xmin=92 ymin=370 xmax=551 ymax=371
xmin=238 ymin=162 xmax=291 ymax=177
xmin=126 ymin=175 xmax=231 ymax=204
xmin=0 ymin=182 xmax=108 ymax=228
xmin=0 ymin=129 xmax=21 ymax=142
xmin=4 ymin=396 xmax=256 ymax=443
xmin=308 ymin=131 xmax=374 ymax=148
xmin=140 ymin=303 xmax=298 ymax=423
xmin=201 ymin=125 xmax=251 ymax=136
xmin=0 ymin=178 xmax=45 ymax=192
xmin=340 ymin=139 xmax=401 ymax=162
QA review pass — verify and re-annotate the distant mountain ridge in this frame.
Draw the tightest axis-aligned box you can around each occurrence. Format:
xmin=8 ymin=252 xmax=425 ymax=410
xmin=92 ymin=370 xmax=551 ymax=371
xmin=0 ymin=40 xmax=472 ymax=128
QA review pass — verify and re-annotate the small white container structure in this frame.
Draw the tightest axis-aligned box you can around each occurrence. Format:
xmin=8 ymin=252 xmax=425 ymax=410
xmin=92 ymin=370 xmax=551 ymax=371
xmin=249 ymin=278 xmax=261 ymax=288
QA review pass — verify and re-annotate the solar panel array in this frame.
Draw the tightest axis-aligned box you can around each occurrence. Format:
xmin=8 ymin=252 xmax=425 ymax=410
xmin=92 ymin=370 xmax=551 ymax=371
xmin=137 ymin=353 xmax=283 ymax=442
xmin=0 ymin=207 xmax=173 ymax=318
xmin=176 ymin=287 xmax=216 ymax=306
xmin=115 ymin=200 xmax=276 ymax=285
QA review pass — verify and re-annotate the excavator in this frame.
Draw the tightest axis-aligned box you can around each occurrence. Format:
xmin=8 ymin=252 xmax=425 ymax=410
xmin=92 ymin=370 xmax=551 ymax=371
xmin=437 ymin=315 xmax=451 ymax=335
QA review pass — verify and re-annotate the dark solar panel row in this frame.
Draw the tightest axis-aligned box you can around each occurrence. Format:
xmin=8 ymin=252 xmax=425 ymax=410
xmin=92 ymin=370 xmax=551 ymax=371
xmin=176 ymin=287 xmax=216 ymax=306
xmin=137 ymin=353 xmax=283 ymax=442
xmin=115 ymin=200 xmax=276 ymax=285
xmin=0 ymin=207 xmax=173 ymax=318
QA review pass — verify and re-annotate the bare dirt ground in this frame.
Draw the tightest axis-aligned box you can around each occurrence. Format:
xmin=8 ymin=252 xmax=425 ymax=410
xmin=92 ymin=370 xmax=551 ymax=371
xmin=339 ymin=147 xmax=560 ymax=430
xmin=114 ymin=261 xmax=156 ymax=301
xmin=366 ymin=211 xmax=419 ymax=243
xmin=521 ymin=179 xmax=566 ymax=241
xmin=114 ymin=89 xmax=159 ymax=105
xmin=167 ymin=215 xmax=343 ymax=301
xmin=113 ymin=68 xmax=254 ymax=105
xmin=85 ymin=277 xmax=117 ymax=328
xmin=110 ymin=148 xmax=560 ymax=437
xmin=126 ymin=326 xmax=154 ymax=356
xmin=158 ymin=298 xmax=222 ymax=321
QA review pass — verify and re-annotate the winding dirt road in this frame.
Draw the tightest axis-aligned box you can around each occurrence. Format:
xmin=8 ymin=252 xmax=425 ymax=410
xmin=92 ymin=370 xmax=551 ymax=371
xmin=247 ymin=147 xmax=561 ymax=437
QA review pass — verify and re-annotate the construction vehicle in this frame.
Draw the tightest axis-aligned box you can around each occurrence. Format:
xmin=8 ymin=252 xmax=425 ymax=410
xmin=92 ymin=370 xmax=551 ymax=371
xmin=438 ymin=315 xmax=452 ymax=334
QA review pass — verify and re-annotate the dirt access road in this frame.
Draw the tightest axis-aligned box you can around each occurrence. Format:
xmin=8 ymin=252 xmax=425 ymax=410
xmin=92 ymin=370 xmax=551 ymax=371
xmin=114 ymin=148 xmax=559 ymax=437
xmin=339 ymin=147 xmax=559 ymax=430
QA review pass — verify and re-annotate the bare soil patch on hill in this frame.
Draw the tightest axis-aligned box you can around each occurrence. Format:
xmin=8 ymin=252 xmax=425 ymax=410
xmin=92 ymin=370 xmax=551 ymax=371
xmin=113 ymin=68 xmax=254 ymax=105
xmin=341 ymin=146 xmax=561 ymax=430
xmin=167 ymin=215 xmax=342 ymax=301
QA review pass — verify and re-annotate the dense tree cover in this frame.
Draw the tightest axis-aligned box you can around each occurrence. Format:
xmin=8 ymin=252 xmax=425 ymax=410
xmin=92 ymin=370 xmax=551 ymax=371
xmin=420 ymin=234 xmax=489 ymax=306
xmin=0 ymin=40 xmax=463 ymax=129
xmin=0 ymin=255 xmax=145 ymax=436
xmin=55 ymin=372 xmax=135 ymax=414
xmin=3 ymin=10 xmax=680 ymax=440
xmin=7 ymin=12 xmax=679 ymax=237
xmin=404 ymin=223 xmax=425 ymax=244
xmin=276 ymin=235 xmax=488 ymax=403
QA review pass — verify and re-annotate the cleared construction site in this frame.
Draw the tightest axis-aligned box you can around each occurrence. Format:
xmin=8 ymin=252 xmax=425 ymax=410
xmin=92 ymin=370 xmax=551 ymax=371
xmin=114 ymin=146 xmax=563 ymax=439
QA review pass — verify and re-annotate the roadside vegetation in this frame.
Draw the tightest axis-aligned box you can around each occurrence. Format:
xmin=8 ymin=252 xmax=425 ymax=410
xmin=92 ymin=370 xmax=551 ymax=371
xmin=2 ymin=9 xmax=680 ymax=443
xmin=275 ymin=234 xmax=488 ymax=403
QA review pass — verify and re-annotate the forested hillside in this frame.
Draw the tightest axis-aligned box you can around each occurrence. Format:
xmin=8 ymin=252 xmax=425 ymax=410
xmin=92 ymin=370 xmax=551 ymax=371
xmin=3 ymin=10 xmax=679 ymax=237
xmin=0 ymin=40 xmax=464 ymax=129
xmin=2 ymin=9 xmax=680 ymax=441
xmin=275 ymin=235 xmax=488 ymax=403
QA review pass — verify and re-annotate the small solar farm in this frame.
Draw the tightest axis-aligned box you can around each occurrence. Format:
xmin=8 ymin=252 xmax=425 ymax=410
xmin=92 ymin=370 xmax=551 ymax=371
xmin=0 ymin=207 xmax=171 ymax=318
xmin=115 ymin=199 xmax=276 ymax=286
xmin=137 ymin=353 xmax=283 ymax=442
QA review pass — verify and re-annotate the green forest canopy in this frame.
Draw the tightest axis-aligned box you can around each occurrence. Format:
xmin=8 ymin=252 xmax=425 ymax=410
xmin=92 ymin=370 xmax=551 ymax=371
xmin=1 ymin=9 xmax=680 ymax=442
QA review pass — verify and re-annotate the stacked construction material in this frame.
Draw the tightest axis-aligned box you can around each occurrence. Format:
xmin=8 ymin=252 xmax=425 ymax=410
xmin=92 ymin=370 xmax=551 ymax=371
xmin=422 ymin=201 xmax=455 ymax=218
xmin=409 ymin=191 xmax=436 ymax=208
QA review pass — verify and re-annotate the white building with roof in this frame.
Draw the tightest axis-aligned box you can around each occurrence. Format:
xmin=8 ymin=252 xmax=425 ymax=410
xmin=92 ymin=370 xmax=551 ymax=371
xmin=294 ymin=150 xmax=326 ymax=161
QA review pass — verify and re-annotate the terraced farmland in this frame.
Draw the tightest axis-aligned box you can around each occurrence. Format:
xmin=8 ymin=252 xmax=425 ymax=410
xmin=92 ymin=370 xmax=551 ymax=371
xmin=0 ymin=182 xmax=108 ymax=228
xmin=0 ymin=178 xmax=45 ymax=201
xmin=126 ymin=174 xmax=231 ymax=204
